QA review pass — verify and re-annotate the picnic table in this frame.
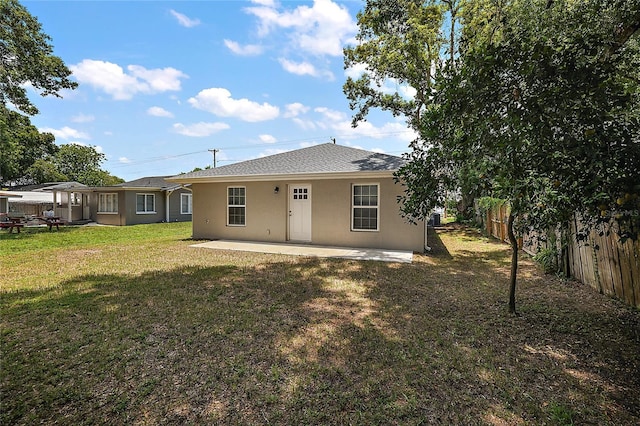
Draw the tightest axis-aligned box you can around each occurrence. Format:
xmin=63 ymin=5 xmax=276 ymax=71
xmin=37 ymin=216 xmax=65 ymax=231
xmin=0 ymin=217 xmax=25 ymax=233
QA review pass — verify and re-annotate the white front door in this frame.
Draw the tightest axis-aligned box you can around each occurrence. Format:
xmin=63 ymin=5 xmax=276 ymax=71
xmin=289 ymin=184 xmax=311 ymax=242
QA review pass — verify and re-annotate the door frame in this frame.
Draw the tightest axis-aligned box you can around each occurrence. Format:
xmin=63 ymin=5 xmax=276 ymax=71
xmin=287 ymin=183 xmax=312 ymax=242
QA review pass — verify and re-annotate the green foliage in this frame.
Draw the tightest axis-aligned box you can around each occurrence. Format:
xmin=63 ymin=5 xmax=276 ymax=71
xmin=532 ymin=246 xmax=559 ymax=274
xmin=0 ymin=0 xmax=77 ymax=116
xmin=347 ymin=0 xmax=640 ymax=312
xmin=0 ymin=0 xmax=80 ymax=186
xmin=344 ymin=0 xmax=446 ymax=128
xmin=548 ymin=402 xmax=575 ymax=425
xmin=24 ymin=144 xmax=124 ymax=186
xmin=477 ymin=196 xmax=505 ymax=211
xmin=0 ymin=104 xmax=58 ymax=185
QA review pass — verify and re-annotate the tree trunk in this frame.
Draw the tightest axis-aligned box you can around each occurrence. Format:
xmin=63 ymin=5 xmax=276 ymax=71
xmin=507 ymin=213 xmax=518 ymax=314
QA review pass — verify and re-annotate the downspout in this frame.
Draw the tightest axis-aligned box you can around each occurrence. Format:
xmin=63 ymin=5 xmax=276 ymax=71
xmin=165 ymin=189 xmax=175 ymax=222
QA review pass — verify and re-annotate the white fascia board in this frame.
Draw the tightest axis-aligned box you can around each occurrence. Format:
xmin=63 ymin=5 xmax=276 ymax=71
xmin=167 ymin=170 xmax=396 ymax=184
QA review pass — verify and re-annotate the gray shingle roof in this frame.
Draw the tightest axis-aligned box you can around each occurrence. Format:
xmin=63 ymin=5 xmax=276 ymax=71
xmin=171 ymin=143 xmax=405 ymax=180
xmin=117 ymin=176 xmax=181 ymax=190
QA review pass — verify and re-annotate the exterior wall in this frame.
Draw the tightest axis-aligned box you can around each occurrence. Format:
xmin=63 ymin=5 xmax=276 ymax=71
xmin=191 ymin=177 xmax=425 ymax=252
xmin=123 ymin=190 xmax=165 ymax=225
xmin=88 ymin=193 xmax=98 ymax=221
xmin=95 ymin=191 xmax=126 ymax=226
xmin=192 ymin=181 xmax=288 ymax=243
xmin=168 ymin=188 xmax=192 ymax=222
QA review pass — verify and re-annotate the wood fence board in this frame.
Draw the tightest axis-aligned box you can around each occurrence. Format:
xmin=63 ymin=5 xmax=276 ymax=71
xmin=606 ymin=231 xmax=624 ymax=299
xmin=483 ymin=207 xmax=638 ymax=307
xmin=597 ymin=229 xmax=615 ymax=297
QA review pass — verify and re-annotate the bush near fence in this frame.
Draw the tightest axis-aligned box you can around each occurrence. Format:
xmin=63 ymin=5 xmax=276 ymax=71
xmin=476 ymin=202 xmax=640 ymax=308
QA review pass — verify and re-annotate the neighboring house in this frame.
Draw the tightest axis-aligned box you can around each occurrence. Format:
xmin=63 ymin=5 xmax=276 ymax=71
xmin=167 ymin=143 xmax=426 ymax=252
xmin=0 ymin=191 xmax=22 ymax=214
xmin=2 ymin=182 xmax=89 ymax=222
xmin=86 ymin=176 xmax=192 ymax=226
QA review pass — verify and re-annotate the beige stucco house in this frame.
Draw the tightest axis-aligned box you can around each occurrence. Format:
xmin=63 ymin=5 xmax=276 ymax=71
xmin=167 ymin=143 xmax=426 ymax=252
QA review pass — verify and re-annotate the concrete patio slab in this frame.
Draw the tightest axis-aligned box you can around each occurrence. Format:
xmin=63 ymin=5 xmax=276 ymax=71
xmin=190 ymin=240 xmax=413 ymax=263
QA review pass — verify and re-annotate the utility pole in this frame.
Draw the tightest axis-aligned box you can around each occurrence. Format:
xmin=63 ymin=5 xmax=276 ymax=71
xmin=208 ymin=149 xmax=219 ymax=168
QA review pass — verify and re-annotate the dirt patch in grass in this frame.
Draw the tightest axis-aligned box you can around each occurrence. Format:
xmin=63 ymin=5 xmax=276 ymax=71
xmin=1 ymin=223 xmax=639 ymax=425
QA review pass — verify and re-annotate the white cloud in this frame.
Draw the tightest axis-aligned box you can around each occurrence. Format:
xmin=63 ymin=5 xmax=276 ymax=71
xmin=41 ymin=126 xmax=90 ymax=140
xmin=344 ymin=63 xmax=367 ymax=80
xmin=379 ymin=78 xmax=417 ymax=100
xmin=188 ymin=88 xmax=279 ymax=122
xmin=224 ymin=39 xmax=264 ymax=56
xmin=119 ymin=157 xmax=131 ymax=164
xmin=259 ymin=134 xmax=277 ymax=143
xmin=70 ymin=113 xmax=95 ymax=123
xmin=314 ymin=106 xmax=346 ymax=122
xmin=346 ymin=64 xmax=417 ymax=100
xmin=331 ymin=120 xmax=417 ymax=142
xmin=251 ymin=0 xmax=276 ymax=6
xmin=245 ymin=0 xmax=357 ymax=57
xmin=127 ymin=65 xmax=186 ymax=92
xmin=292 ymin=117 xmax=316 ymax=131
xmin=170 ymin=9 xmax=201 ymax=28
xmin=278 ymin=58 xmax=334 ymax=80
xmin=307 ymin=106 xmax=417 ymax=142
xmin=147 ymin=106 xmax=174 ymax=118
xmin=71 ymin=59 xmax=188 ymax=100
xmin=284 ymin=102 xmax=309 ymax=118
xmin=172 ymin=122 xmax=230 ymax=137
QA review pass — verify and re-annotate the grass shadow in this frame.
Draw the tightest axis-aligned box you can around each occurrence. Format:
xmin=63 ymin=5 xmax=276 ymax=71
xmin=2 ymin=227 xmax=639 ymax=425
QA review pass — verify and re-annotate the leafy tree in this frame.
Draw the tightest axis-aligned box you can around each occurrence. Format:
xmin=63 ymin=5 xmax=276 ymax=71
xmin=0 ymin=0 xmax=78 ymax=186
xmin=346 ymin=0 xmax=640 ymax=314
xmin=343 ymin=0 xmax=445 ymax=129
xmin=24 ymin=144 xmax=124 ymax=186
xmin=0 ymin=0 xmax=77 ymax=116
xmin=0 ymin=103 xmax=58 ymax=185
xmin=53 ymin=144 xmax=123 ymax=186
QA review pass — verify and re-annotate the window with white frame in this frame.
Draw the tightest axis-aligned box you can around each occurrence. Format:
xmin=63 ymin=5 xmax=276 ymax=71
xmin=71 ymin=192 xmax=81 ymax=205
xmin=136 ymin=193 xmax=156 ymax=214
xmin=181 ymin=193 xmax=192 ymax=214
xmin=352 ymin=184 xmax=379 ymax=231
xmin=98 ymin=193 xmax=118 ymax=213
xmin=227 ymin=187 xmax=246 ymax=226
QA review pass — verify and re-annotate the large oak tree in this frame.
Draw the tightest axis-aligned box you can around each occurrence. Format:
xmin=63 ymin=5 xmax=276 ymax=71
xmin=345 ymin=0 xmax=640 ymax=313
xmin=0 ymin=0 xmax=78 ymax=185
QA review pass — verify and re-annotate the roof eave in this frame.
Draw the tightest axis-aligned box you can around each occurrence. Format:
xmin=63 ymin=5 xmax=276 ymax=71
xmin=167 ymin=170 xmax=397 ymax=184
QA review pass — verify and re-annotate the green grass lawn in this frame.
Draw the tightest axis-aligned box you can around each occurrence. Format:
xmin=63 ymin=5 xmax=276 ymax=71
xmin=1 ymin=222 xmax=639 ymax=425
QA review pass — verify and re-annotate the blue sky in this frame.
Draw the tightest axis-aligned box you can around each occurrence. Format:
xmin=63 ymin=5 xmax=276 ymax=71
xmin=24 ymin=0 xmax=417 ymax=182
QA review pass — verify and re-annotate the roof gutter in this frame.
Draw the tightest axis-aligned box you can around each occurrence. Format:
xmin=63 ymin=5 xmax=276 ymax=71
xmin=166 ymin=170 xmax=396 ymax=184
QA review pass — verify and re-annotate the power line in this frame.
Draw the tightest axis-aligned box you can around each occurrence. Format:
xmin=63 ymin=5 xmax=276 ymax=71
xmin=106 ymin=129 xmax=416 ymax=170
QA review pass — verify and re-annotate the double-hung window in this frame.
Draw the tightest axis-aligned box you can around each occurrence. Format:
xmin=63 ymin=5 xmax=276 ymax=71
xmin=227 ymin=187 xmax=246 ymax=226
xmin=352 ymin=184 xmax=379 ymax=231
xmin=136 ymin=193 xmax=156 ymax=214
xmin=98 ymin=193 xmax=118 ymax=213
xmin=181 ymin=193 xmax=192 ymax=215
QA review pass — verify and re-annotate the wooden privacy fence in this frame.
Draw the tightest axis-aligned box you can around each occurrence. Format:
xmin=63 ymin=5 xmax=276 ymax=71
xmin=478 ymin=203 xmax=640 ymax=308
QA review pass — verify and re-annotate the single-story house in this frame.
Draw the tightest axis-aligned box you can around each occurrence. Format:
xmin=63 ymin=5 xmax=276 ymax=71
xmin=167 ymin=143 xmax=426 ymax=252
xmin=2 ymin=182 xmax=89 ymax=222
xmin=0 ymin=191 xmax=22 ymax=214
xmin=85 ymin=176 xmax=192 ymax=226
xmin=0 ymin=191 xmax=23 ymax=214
